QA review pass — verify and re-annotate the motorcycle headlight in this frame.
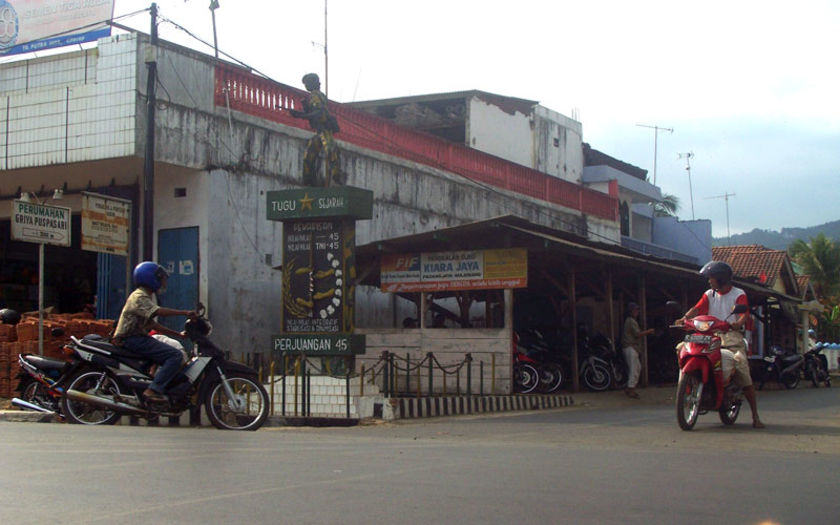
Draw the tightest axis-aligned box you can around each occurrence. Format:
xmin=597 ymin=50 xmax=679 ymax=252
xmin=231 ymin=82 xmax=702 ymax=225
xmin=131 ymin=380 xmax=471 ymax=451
xmin=693 ymin=319 xmax=714 ymax=332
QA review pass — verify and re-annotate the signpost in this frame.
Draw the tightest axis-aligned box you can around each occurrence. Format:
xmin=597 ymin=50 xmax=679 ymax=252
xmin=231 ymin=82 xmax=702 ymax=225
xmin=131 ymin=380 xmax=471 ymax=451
xmin=11 ymin=199 xmax=72 ymax=355
xmin=268 ymin=186 xmax=372 ymax=364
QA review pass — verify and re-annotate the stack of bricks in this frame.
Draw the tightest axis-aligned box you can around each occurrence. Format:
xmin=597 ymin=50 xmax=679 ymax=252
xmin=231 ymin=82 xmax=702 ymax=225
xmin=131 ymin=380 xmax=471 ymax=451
xmin=0 ymin=314 xmax=115 ymax=398
xmin=0 ymin=323 xmax=14 ymax=398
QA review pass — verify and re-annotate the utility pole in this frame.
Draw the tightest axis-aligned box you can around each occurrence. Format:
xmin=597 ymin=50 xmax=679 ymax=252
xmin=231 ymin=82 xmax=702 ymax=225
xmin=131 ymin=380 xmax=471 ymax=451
xmin=311 ymin=1 xmax=329 ymax=97
xmin=678 ymin=152 xmax=695 ymax=220
xmin=143 ymin=3 xmax=158 ymax=261
xmin=636 ymin=123 xmax=673 ymax=185
xmin=210 ymin=1 xmax=220 ymax=59
xmin=707 ymin=192 xmax=736 ymax=244
xmin=324 ymin=0 xmax=328 ymax=98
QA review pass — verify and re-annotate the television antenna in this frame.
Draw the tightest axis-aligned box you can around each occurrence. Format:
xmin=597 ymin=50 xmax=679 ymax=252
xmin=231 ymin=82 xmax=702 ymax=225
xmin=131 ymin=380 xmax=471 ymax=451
xmin=707 ymin=192 xmax=736 ymax=244
xmin=677 ymin=152 xmax=695 ymax=220
xmin=636 ymin=123 xmax=673 ymax=185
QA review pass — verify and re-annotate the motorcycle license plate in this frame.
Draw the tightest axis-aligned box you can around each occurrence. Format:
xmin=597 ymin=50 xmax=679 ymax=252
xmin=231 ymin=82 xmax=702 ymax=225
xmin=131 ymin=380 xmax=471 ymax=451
xmin=685 ymin=334 xmax=712 ymax=344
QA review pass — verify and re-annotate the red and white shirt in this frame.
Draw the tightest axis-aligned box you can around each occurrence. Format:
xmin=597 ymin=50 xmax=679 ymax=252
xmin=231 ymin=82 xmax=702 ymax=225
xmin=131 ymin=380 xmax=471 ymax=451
xmin=693 ymin=286 xmax=748 ymax=321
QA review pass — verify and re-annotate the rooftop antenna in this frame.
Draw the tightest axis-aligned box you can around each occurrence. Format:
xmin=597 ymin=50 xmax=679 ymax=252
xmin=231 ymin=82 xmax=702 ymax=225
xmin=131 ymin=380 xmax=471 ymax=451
xmin=636 ymin=123 xmax=673 ymax=185
xmin=707 ymin=192 xmax=736 ymax=244
xmin=677 ymin=152 xmax=695 ymax=220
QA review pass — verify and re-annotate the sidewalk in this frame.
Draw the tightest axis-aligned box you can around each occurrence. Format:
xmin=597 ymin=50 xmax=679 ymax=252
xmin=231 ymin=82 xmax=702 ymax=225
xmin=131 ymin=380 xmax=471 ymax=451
xmin=569 ymin=384 xmax=676 ymax=410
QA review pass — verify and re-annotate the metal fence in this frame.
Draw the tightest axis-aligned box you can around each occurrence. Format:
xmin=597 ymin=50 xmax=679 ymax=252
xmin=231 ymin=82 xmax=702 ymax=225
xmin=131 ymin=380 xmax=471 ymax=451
xmin=231 ymin=351 xmax=494 ymax=419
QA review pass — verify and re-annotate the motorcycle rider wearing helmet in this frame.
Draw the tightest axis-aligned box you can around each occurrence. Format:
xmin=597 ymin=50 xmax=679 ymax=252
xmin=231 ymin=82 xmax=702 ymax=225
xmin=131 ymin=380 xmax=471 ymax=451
xmin=677 ymin=261 xmax=765 ymax=428
xmin=112 ymin=262 xmax=196 ymax=403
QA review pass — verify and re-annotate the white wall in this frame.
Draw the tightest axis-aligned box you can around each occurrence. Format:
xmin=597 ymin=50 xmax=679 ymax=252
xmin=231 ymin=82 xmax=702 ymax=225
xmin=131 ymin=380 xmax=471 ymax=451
xmin=0 ymin=34 xmax=138 ymax=169
xmin=467 ymin=96 xmax=532 ymax=167
xmin=533 ymin=105 xmax=583 ymax=183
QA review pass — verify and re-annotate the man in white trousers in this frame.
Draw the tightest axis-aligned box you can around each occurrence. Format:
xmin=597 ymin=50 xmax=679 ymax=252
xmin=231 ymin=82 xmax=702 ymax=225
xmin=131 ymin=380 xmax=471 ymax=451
xmin=622 ymin=302 xmax=654 ymax=398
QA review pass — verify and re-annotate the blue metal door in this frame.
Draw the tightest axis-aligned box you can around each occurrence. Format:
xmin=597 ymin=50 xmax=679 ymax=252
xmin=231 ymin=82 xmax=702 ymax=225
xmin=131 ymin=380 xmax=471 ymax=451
xmin=157 ymin=227 xmax=199 ymax=331
xmin=96 ymin=253 xmax=128 ymax=320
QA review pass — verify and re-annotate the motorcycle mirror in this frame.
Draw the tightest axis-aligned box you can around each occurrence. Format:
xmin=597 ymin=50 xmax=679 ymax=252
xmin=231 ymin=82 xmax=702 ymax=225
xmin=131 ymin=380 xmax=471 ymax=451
xmin=732 ymin=304 xmax=748 ymax=314
xmin=665 ymin=301 xmax=682 ymax=311
xmin=50 ymin=327 xmax=65 ymax=337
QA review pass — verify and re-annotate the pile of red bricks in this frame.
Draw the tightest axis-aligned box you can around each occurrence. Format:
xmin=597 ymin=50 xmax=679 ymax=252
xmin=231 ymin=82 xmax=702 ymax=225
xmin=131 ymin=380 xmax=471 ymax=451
xmin=0 ymin=313 xmax=114 ymax=398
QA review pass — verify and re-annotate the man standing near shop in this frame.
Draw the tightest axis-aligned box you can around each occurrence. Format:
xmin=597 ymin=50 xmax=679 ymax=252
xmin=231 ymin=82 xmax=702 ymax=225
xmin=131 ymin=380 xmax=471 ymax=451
xmin=623 ymin=302 xmax=654 ymax=398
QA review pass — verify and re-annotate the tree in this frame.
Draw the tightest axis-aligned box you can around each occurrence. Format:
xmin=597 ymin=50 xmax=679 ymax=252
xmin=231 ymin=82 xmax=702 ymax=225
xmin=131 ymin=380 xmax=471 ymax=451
xmin=788 ymin=233 xmax=840 ymax=300
xmin=653 ymin=193 xmax=680 ymax=217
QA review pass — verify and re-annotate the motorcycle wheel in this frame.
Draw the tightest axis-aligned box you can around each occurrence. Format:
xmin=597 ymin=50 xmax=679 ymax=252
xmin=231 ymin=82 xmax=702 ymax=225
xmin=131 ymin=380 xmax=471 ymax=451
xmin=782 ymin=371 xmax=800 ymax=390
xmin=537 ymin=363 xmax=563 ymax=393
xmin=21 ymin=379 xmax=59 ymax=413
xmin=514 ymin=363 xmax=540 ymax=394
xmin=60 ymin=370 xmax=122 ymax=425
xmin=204 ymin=374 xmax=269 ymax=431
xmin=718 ymin=394 xmax=741 ymax=425
xmin=809 ymin=364 xmax=820 ymax=388
xmin=582 ymin=362 xmax=611 ymax=392
xmin=611 ymin=361 xmax=628 ymax=390
xmin=676 ymin=373 xmax=701 ymax=431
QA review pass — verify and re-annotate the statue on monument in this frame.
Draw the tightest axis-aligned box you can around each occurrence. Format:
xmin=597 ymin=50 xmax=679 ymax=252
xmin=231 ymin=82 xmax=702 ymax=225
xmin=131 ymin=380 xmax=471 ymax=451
xmin=288 ymin=73 xmax=345 ymax=187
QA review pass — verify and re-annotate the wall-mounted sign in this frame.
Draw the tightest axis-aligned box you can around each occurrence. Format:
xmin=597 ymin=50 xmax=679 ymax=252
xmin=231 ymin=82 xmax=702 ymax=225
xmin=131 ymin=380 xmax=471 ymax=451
xmin=81 ymin=192 xmax=130 ymax=256
xmin=0 ymin=0 xmax=115 ymax=57
xmin=381 ymin=248 xmax=528 ymax=292
xmin=11 ymin=199 xmax=71 ymax=247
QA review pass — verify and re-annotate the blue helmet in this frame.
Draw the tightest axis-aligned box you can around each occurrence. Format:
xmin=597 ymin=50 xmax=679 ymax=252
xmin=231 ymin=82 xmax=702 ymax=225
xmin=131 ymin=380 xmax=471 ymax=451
xmin=133 ymin=261 xmax=169 ymax=291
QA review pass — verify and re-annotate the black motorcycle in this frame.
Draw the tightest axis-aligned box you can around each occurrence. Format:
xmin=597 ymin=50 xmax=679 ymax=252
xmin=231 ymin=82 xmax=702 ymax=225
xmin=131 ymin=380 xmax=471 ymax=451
xmin=751 ymin=345 xmax=804 ymax=390
xmin=58 ymin=305 xmax=269 ymax=430
xmin=803 ymin=342 xmax=831 ymax=388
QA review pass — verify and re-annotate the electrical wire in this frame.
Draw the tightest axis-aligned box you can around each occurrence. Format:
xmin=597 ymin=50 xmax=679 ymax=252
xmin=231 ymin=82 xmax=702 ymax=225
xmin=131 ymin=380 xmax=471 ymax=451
xmin=113 ymin=9 xmax=707 ymax=261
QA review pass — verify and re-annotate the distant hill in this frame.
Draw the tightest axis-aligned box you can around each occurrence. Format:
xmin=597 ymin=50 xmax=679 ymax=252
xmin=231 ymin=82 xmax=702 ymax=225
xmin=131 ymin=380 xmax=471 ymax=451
xmin=713 ymin=220 xmax=840 ymax=251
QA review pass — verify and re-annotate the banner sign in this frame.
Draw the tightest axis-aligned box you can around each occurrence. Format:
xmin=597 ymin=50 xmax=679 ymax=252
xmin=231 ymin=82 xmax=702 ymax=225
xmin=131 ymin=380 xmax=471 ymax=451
xmin=381 ymin=248 xmax=528 ymax=292
xmin=0 ymin=0 xmax=114 ymax=56
xmin=81 ymin=192 xmax=130 ymax=255
xmin=11 ymin=199 xmax=71 ymax=246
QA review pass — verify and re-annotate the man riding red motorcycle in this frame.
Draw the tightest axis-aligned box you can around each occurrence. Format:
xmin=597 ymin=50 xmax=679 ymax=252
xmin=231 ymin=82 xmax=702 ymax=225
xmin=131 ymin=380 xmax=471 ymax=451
xmin=675 ymin=261 xmax=764 ymax=429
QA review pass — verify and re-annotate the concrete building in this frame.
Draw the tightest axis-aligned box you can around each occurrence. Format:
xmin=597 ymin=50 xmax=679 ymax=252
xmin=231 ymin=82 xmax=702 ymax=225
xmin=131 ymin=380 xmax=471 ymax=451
xmin=351 ymin=93 xmax=710 ymax=266
xmin=0 ymin=32 xmax=626 ymax=355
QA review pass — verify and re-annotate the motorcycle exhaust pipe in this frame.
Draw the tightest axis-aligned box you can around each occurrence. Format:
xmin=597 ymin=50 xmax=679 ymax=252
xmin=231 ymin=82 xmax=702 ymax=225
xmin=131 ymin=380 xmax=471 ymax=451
xmin=11 ymin=397 xmax=56 ymax=415
xmin=64 ymin=389 xmax=147 ymax=416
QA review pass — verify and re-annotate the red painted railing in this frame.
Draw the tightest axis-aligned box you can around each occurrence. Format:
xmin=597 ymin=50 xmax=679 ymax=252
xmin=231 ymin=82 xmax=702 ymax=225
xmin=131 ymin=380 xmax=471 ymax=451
xmin=214 ymin=64 xmax=618 ymax=221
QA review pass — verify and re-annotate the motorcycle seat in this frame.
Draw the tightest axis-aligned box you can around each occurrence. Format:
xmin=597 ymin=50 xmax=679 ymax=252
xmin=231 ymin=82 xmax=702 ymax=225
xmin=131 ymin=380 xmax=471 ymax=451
xmin=21 ymin=353 xmax=67 ymax=371
xmin=78 ymin=335 xmax=140 ymax=358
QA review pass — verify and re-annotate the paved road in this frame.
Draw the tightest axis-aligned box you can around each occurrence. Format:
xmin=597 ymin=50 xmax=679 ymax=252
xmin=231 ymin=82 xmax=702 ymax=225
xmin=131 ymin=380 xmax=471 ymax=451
xmin=1 ymin=385 xmax=839 ymax=524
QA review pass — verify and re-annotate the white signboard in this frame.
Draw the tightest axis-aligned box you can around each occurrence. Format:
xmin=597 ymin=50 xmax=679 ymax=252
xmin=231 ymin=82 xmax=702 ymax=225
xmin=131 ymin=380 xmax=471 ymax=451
xmin=11 ymin=199 xmax=72 ymax=246
xmin=81 ymin=192 xmax=130 ymax=255
xmin=0 ymin=0 xmax=115 ymax=56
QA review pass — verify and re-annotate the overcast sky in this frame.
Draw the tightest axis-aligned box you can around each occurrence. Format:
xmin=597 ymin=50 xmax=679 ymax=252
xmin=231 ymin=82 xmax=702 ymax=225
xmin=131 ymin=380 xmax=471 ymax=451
xmin=108 ymin=1 xmax=840 ymax=237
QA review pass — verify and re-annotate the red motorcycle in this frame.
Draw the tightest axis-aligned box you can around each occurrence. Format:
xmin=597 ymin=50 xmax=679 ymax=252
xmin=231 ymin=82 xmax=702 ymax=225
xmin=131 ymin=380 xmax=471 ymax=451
xmin=670 ymin=302 xmax=748 ymax=431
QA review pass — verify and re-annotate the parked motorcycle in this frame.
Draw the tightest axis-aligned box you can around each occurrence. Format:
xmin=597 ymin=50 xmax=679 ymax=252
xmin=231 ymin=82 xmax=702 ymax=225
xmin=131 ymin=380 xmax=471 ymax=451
xmin=11 ymin=327 xmax=71 ymax=417
xmin=512 ymin=346 xmax=540 ymax=394
xmin=753 ymin=345 xmax=803 ymax=390
xmin=670 ymin=302 xmax=748 ymax=431
xmin=58 ymin=305 xmax=269 ymax=430
xmin=514 ymin=330 xmax=564 ymax=393
xmin=13 ymin=354 xmax=70 ymax=416
xmin=588 ymin=331 xmax=626 ymax=389
xmin=803 ymin=342 xmax=831 ymax=388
